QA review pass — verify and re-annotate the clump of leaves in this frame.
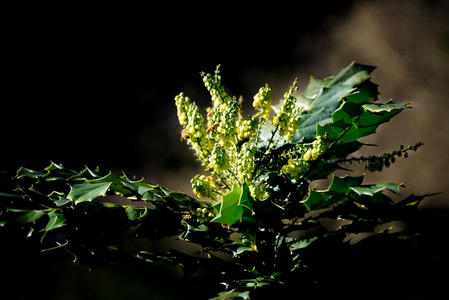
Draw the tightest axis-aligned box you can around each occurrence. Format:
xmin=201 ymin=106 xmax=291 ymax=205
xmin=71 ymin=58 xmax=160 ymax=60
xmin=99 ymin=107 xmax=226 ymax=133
xmin=0 ymin=62 xmax=431 ymax=299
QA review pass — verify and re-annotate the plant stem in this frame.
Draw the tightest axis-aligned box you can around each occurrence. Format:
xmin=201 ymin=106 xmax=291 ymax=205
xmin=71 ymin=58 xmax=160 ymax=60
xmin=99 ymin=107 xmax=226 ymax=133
xmin=253 ymin=123 xmax=280 ymax=179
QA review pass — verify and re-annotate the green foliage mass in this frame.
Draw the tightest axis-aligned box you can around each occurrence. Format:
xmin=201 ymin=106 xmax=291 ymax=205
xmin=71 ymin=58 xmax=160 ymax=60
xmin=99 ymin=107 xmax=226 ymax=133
xmin=1 ymin=62 xmax=431 ymax=299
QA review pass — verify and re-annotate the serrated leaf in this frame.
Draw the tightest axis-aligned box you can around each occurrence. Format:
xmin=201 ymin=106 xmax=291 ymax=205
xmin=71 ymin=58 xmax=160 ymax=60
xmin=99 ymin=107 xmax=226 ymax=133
xmin=302 ymin=190 xmax=332 ymax=210
xmin=302 ymin=175 xmax=365 ymax=210
xmin=358 ymin=102 xmax=408 ymax=127
xmin=211 ymin=290 xmax=250 ymax=300
xmin=288 ymin=236 xmax=319 ymax=252
xmin=123 ymin=178 xmax=155 ymax=195
xmin=328 ymin=62 xmax=376 ymax=86
xmin=16 ymin=167 xmax=46 ymax=179
xmin=68 ymin=182 xmax=112 ymax=204
xmin=14 ymin=210 xmax=46 ymax=224
xmin=291 ymin=64 xmax=378 ymax=143
xmin=328 ymin=175 xmax=365 ymax=194
xmin=41 ymin=210 xmax=67 ymax=232
xmin=88 ymin=172 xmax=135 ymax=197
xmin=55 ymin=196 xmax=72 ymax=207
xmin=88 ymin=172 xmax=123 ymax=184
xmin=238 ymin=184 xmax=253 ymax=212
xmin=212 ymin=185 xmax=248 ymax=227
xmin=351 ymin=183 xmax=405 ymax=197
xmin=317 ymin=100 xmax=409 ymax=143
xmin=303 ymin=76 xmax=333 ymax=99
xmin=42 ymin=162 xmax=78 ymax=181
xmin=362 ymin=102 xmax=409 ymax=113
xmin=308 ymin=84 xmax=355 ymax=114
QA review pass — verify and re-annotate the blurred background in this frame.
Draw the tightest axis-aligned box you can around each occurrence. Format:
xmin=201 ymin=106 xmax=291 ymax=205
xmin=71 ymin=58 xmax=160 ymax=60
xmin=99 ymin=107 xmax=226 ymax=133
xmin=2 ymin=0 xmax=448 ymax=298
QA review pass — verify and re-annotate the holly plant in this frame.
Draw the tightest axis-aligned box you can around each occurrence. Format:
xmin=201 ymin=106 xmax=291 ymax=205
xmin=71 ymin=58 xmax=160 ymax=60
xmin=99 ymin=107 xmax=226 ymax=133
xmin=0 ymin=62 xmax=430 ymax=299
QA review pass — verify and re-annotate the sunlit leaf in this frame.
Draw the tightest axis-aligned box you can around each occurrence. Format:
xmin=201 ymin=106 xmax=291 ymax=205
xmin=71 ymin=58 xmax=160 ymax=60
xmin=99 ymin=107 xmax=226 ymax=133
xmin=212 ymin=185 xmax=245 ymax=227
xmin=351 ymin=183 xmax=405 ymax=196
xmin=16 ymin=167 xmax=46 ymax=179
xmin=68 ymin=182 xmax=112 ymax=204
xmin=328 ymin=175 xmax=364 ymax=194
xmin=55 ymin=196 xmax=72 ymax=207
xmin=291 ymin=62 xmax=378 ymax=143
xmin=288 ymin=236 xmax=319 ymax=252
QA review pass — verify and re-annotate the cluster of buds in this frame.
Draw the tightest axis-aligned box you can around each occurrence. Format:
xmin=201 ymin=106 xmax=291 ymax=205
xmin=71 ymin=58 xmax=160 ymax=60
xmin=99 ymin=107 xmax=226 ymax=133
xmin=235 ymin=142 xmax=257 ymax=183
xmin=185 ymin=103 xmax=213 ymax=161
xmin=202 ymin=66 xmax=230 ymax=111
xmin=202 ymin=67 xmax=240 ymax=149
xmin=303 ymin=135 xmax=330 ymax=161
xmin=236 ymin=117 xmax=260 ymax=142
xmin=216 ymin=98 xmax=239 ymax=148
xmin=281 ymin=157 xmax=310 ymax=177
xmin=190 ymin=207 xmax=217 ymax=223
xmin=272 ymin=78 xmax=302 ymax=141
xmin=249 ymin=183 xmax=269 ymax=200
xmin=191 ymin=175 xmax=216 ymax=199
xmin=253 ymin=84 xmax=273 ymax=120
xmin=281 ymin=135 xmax=330 ymax=177
xmin=209 ymin=143 xmax=231 ymax=173
xmin=174 ymin=92 xmax=190 ymax=126
xmin=186 ymin=103 xmax=205 ymax=139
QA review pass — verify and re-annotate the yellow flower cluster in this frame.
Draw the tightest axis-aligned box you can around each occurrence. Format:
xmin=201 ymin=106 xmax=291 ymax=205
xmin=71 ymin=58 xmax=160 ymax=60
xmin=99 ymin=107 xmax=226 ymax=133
xmin=303 ymin=135 xmax=329 ymax=161
xmin=202 ymin=66 xmax=231 ymax=112
xmin=202 ymin=66 xmax=241 ymax=148
xmin=185 ymin=102 xmax=213 ymax=161
xmin=209 ymin=143 xmax=231 ymax=173
xmin=191 ymin=175 xmax=216 ymax=199
xmin=253 ymin=84 xmax=272 ymax=120
xmin=249 ymin=183 xmax=269 ymax=201
xmin=236 ymin=117 xmax=260 ymax=142
xmin=281 ymin=158 xmax=309 ymax=177
xmin=216 ymin=99 xmax=239 ymax=148
xmin=272 ymin=78 xmax=301 ymax=141
xmin=190 ymin=207 xmax=216 ymax=223
xmin=281 ymin=135 xmax=330 ymax=177
xmin=174 ymin=92 xmax=190 ymax=126
xmin=235 ymin=142 xmax=256 ymax=183
xmin=174 ymin=66 xmax=311 ymax=203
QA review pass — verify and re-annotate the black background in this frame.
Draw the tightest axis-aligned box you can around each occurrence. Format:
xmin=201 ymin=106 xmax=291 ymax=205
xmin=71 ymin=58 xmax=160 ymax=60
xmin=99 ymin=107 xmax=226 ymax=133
xmin=2 ymin=2 xmax=353 ymax=173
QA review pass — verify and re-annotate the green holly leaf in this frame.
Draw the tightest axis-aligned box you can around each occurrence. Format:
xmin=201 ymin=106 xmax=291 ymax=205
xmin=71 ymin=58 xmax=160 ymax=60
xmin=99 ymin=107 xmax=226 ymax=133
xmin=302 ymin=190 xmax=332 ymax=210
xmin=86 ymin=172 xmax=137 ymax=198
xmin=16 ymin=167 xmax=46 ymax=179
xmin=317 ymin=100 xmax=409 ymax=143
xmin=292 ymin=62 xmax=378 ymax=143
xmin=303 ymin=175 xmax=365 ymax=210
xmin=328 ymin=175 xmax=365 ymax=194
xmin=41 ymin=210 xmax=67 ymax=232
xmin=288 ymin=236 xmax=319 ymax=252
xmin=211 ymin=290 xmax=250 ymax=300
xmin=362 ymin=102 xmax=409 ymax=113
xmin=12 ymin=209 xmax=46 ymax=224
xmin=351 ymin=183 xmax=405 ymax=197
xmin=68 ymin=182 xmax=112 ymax=204
xmin=212 ymin=185 xmax=251 ymax=227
